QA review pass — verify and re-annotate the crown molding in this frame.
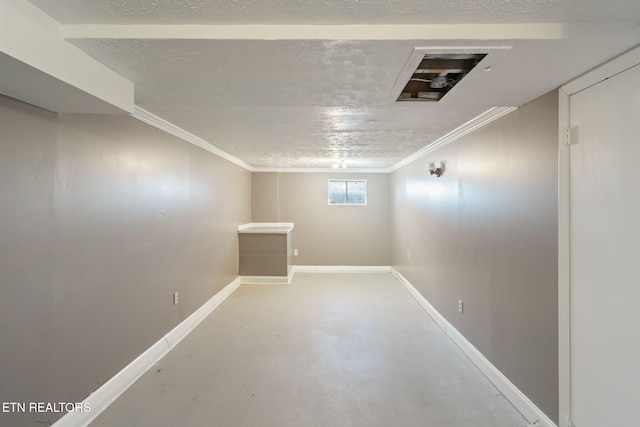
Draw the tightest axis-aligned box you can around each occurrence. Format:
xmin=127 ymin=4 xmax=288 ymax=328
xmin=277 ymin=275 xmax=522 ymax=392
xmin=131 ymin=105 xmax=515 ymax=174
xmin=561 ymin=44 xmax=640 ymax=95
xmin=131 ymin=106 xmax=254 ymax=171
xmin=252 ymin=167 xmax=391 ymax=173
xmin=390 ymin=106 xmax=517 ymax=172
xmin=131 ymin=107 xmax=391 ymax=173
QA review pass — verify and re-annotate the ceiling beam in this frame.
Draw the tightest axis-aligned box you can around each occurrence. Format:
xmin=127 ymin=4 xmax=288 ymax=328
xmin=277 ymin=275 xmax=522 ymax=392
xmin=0 ymin=0 xmax=134 ymax=113
xmin=62 ymin=23 xmax=574 ymax=41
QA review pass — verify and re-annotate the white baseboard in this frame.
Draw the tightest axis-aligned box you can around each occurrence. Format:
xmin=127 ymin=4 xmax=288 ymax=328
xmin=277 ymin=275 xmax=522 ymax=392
xmin=240 ymin=268 xmax=295 ymax=285
xmin=54 ymin=269 xmax=552 ymax=426
xmin=390 ymin=268 xmax=557 ymax=427
xmin=53 ymin=277 xmax=241 ymax=427
xmin=239 ymin=266 xmax=391 ymax=284
xmin=293 ymin=265 xmax=391 ymax=273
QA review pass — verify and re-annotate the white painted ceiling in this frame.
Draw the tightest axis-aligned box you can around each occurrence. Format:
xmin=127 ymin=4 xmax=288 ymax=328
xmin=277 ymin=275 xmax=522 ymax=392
xmin=24 ymin=0 xmax=640 ymax=25
xmin=26 ymin=0 xmax=640 ymax=170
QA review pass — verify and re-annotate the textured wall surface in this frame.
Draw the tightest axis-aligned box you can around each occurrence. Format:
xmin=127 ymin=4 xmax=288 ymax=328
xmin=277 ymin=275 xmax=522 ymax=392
xmin=0 ymin=96 xmax=251 ymax=426
xmin=252 ymin=172 xmax=390 ymax=266
xmin=390 ymin=91 xmax=559 ymax=423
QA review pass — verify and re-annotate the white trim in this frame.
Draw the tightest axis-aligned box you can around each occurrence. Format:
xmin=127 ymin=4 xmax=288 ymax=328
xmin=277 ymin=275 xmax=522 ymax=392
xmin=391 ymin=268 xmax=557 ymax=427
xmin=131 ymin=106 xmax=253 ymax=171
xmin=0 ymin=0 xmax=134 ymax=114
xmin=237 ymin=222 xmax=294 ymax=234
xmin=130 ymin=104 xmax=517 ymax=175
xmin=253 ymin=106 xmax=516 ymax=174
xmin=252 ymin=167 xmax=391 ymax=173
xmin=62 ymin=23 xmax=572 ymax=41
xmin=240 ymin=268 xmax=295 ymax=285
xmin=557 ymin=43 xmax=640 ymax=427
xmin=293 ymin=265 xmax=391 ymax=274
xmin=557 ymin=88 xmax=572 ymax=427
xmin=390 ymin=106 xmax=517 ymax=171
xmin=130 ymin=107 xmax=392 ymax=173
xmin=561 ymin=44 xmax=640 ymax=96
xmin=52 ymin=277 xmax=241 ymax=427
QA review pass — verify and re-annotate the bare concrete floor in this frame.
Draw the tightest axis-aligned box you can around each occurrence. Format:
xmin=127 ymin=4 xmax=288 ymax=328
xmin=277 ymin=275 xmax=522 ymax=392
xmin=92 ymin=273 xmax=528 ymax=426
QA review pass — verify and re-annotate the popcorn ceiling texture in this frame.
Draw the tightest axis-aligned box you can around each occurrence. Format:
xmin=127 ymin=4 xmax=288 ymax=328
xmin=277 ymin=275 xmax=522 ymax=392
xmin=69 ymin=38 xmax=490 ymax=168
xmin=70 ymin=39 xmax=412 ymax=107
xmin=26 ymin=0 xmax=640 ymax=169
xmin=67 ymin=33 xmax=640 ymax=168
xmin=140 ymin=104 xmax=487 ymax=169
xmin=27 ymin=0 xmax=632 ymax=25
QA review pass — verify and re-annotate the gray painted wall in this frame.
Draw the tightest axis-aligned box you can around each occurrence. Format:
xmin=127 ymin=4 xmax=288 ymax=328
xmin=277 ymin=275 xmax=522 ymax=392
xmin=238 ymin=233 xmax=289 ymax=276
xmin=252 ymin=172 xmax=390 ymax=266
xmin=390 ymin=91 xmax=559 ymax=423
xmin=1 ymin=90 xmax=559 ymax=425
xmin=0 ymin=96 xmax=251 ymax=426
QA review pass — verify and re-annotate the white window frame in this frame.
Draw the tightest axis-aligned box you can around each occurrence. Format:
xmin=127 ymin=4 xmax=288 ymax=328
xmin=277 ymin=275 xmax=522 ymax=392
xmin=327 ymin=179 xmax=367 ymax=206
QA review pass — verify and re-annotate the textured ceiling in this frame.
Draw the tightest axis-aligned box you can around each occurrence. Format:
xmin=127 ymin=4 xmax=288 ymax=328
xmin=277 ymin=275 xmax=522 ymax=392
xmin=25 ymin=0 xmax=640 ymax=170
xmin=27 ymin=0 xmax=640 ymax=25
xmin=140 ymin=104 xmax=488 ymax=169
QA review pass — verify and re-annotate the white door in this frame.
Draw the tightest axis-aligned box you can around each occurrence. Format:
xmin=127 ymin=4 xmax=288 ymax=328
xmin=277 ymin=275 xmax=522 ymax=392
xmin=569 ymin=62 xmax=640 ymax=426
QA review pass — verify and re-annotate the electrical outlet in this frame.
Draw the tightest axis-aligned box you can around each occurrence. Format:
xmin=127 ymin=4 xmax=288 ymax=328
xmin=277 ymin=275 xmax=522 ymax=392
xmin=293 ymin=249 xmax=299 ymax=256
xmin=173 ymin=292 xmax=179 ymax=305
xmin=458 ymin=299 xmax=463 ymax=313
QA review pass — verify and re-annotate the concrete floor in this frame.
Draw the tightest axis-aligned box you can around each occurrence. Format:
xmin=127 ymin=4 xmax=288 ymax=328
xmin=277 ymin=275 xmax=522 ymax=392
xmin=92 ymin=273 xmax=528 ymax=426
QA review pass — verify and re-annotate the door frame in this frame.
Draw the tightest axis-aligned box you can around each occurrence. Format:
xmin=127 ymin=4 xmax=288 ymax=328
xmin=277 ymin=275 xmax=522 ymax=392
xmin=557 ymin=44 xmax=640 ymax=427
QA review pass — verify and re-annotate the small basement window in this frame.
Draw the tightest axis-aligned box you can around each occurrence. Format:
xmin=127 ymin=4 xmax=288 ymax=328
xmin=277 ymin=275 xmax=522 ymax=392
xmin=328 ymin=179 xmax=367 ymax=205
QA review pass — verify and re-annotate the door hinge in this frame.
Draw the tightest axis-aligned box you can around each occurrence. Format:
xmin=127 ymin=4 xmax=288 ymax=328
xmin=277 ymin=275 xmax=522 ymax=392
xmin=564 ymin=127 xmax=578 ymax=146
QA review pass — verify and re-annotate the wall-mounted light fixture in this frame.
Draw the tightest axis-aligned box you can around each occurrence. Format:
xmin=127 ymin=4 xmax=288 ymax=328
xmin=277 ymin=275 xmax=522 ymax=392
xmin=428 ymin=161 xmax=445 ymax=177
